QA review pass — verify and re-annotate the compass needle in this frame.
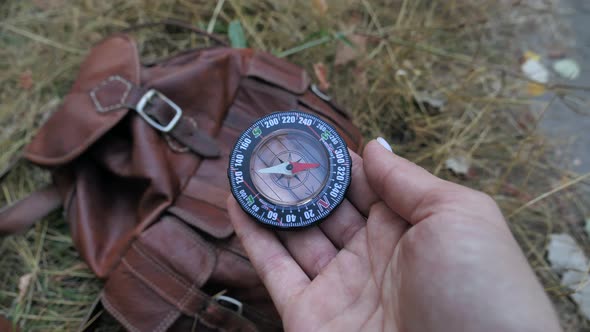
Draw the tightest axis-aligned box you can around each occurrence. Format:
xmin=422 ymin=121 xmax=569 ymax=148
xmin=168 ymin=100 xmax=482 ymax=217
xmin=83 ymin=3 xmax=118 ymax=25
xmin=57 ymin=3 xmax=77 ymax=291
xmin=257 ymin=162 xmax=292 ymax=175
xmin=229 ymin=111 xmax=351 ymax=228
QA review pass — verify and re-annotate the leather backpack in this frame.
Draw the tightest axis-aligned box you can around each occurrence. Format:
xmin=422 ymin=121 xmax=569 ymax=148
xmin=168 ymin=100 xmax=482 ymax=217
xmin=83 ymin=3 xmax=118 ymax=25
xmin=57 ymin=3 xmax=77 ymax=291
xmin=0 ymin=23 xmax=362 ymax=331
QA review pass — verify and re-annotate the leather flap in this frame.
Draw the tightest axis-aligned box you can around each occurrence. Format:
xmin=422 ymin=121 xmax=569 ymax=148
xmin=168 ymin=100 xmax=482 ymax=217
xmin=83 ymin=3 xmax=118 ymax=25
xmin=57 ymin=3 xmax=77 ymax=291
xmin=246 ymin=51 xmax=311 ymax=95
xmin=24 ymin=34 xmax=140 ymax=166
xmin=137 ymin=215 xmax=217 ymax=287
xmin=168 ymin=196 xmax=234 ymax=239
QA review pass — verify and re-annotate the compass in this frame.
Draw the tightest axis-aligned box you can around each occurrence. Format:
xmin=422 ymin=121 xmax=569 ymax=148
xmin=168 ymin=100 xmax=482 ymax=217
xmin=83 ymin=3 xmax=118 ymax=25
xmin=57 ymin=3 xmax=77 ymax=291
xmin=228 ymin=111 xmax=352 ymax=229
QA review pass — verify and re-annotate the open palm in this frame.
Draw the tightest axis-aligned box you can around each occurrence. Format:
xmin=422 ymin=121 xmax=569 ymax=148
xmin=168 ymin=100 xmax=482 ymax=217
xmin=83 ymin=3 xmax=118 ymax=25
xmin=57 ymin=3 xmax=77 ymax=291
xmin=227 ymin=140 xmax=561 ymax=332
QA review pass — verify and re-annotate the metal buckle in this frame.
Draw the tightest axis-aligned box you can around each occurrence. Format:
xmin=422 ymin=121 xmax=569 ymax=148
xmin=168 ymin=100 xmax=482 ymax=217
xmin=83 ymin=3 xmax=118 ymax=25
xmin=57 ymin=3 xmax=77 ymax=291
xmin=311 ymin=84 xmax=332 ymax=102
xmin=213 ymin=295 xmax=243 ymax=316
xmin=136 ymin=89 xmax=182 ymax=133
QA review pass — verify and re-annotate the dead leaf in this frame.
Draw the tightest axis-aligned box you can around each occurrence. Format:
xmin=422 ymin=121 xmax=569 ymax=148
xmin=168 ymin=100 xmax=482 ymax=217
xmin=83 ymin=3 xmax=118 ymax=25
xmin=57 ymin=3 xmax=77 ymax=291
xmin=414 ymin=92 xmax=446 ymax=115
xmin=445 ymin=155 xmax=471 ymax=175
xmin=311 ymin=0 xmax=328 ymax=15
xmin=548 ymin=234 xmax=588 ymax=273
xmin=313 ymin=63 xmax=330 ymax=91
xmin=19 ymin=70 xmax=33 ymax=90
xmin=547 ymin=233 xmax=590 ymax=320
xmin=520 ymin=51 xmax=549 ymax=96
xmin=334 ymin=34 xmax=367 ymax=66
xmin=553 ymin=58 xmax=581 ymax=80
xmin=526 ymin=83 xmax=546 ymax=96
xmin=17 ymin=273 xmax=33 ymax=303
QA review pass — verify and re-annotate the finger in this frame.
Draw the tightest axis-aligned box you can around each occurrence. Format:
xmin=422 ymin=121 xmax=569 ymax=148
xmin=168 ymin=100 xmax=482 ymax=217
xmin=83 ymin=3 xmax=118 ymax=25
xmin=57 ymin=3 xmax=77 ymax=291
xmin=346 ymin=148 xmax=380 ymax=217
xmin=227 ymin=196 xmax=309 ymax=315
xmin=363 ymin=139 xmax=448 ymax=224
xmin=277 ymin=226 xmax=338 ymax=278
xmin=319 ymin=199 xmax=366 ymax=248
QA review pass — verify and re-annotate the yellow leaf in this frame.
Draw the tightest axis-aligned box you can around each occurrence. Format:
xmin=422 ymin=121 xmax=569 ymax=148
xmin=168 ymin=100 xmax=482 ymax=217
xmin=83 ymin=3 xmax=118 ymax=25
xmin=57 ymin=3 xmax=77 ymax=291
xmin=527 ymin=82 xmax=546 ymax=96
xmin=524 ymin=51 xmax=541 ymax=61
xmin=312 ymin=0 xmax=328 ymax=15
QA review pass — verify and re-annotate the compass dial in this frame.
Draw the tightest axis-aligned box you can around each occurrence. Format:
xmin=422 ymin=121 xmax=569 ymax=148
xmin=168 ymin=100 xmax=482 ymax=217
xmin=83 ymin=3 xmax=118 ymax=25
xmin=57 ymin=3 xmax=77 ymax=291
xmin=228 ymin=111 xmax=352 ymax=229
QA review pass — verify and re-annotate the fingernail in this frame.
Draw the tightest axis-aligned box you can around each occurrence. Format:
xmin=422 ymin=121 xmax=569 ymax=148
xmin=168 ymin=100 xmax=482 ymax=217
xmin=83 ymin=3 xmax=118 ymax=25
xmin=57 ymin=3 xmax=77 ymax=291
xmin=377 ymin=137 xmax=393 ymax=153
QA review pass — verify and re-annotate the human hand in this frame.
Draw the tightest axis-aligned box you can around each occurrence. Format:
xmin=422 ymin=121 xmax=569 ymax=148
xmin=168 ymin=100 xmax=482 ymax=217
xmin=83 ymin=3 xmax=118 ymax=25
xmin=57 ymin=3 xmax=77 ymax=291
xmin=227 ymin=139 xmax=562 ymax=332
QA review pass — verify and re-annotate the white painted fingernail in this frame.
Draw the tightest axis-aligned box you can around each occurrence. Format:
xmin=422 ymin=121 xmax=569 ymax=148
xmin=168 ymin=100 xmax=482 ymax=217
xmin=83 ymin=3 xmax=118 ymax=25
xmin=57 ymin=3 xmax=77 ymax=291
xmin=377 ymin=137 xmax=393 ymax=153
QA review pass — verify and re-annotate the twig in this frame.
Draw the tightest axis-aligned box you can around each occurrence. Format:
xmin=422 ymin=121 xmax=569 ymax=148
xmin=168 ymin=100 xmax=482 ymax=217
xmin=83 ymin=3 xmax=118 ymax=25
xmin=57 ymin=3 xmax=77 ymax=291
xmin=509 ymin=172 xmax=590 ymax=218
xmin=207 ymin=0 xmax=226 ymax=33
xmin=0 ymin=23 xmax=84 ymax=55
xmin=276 ymin=35 xmax=333 ymax=58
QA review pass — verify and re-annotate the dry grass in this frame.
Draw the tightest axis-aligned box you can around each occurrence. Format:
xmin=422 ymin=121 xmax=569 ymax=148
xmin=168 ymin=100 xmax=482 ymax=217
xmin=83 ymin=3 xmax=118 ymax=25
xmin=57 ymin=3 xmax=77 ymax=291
xmin=0 ymin=0 xmax=589 ymax=330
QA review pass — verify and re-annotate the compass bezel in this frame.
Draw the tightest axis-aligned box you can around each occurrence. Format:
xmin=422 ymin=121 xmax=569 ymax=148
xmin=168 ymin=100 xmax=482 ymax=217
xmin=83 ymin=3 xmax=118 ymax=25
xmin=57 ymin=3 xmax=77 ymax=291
xmin=228 ymin=111 xmax=352 ymax=229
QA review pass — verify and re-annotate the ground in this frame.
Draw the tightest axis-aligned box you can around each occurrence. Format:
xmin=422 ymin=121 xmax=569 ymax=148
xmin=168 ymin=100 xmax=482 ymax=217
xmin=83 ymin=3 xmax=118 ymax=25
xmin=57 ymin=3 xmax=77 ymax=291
xmin=0 ymin=0 xmax=589 ymax=331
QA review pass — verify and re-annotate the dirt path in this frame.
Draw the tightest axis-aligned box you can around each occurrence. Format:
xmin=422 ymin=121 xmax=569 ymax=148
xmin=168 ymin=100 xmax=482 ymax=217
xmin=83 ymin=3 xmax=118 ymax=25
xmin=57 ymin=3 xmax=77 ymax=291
xmin=539 ymin=0 xmax=590 ymax=173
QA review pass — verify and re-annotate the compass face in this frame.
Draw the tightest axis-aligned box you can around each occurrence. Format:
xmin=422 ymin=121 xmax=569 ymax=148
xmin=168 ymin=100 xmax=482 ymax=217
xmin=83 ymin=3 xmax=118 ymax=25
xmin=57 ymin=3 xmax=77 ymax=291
xmin=250 ymin=130 xmax=329 ymax=206
xmin=228 ymin=111 xmax=352 ymax=229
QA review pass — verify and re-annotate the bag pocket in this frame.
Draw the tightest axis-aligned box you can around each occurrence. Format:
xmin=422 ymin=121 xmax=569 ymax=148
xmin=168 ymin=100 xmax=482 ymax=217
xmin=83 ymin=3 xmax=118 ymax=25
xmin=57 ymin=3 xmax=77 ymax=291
xmin=101 ymin=215 xmax=260 ymax=332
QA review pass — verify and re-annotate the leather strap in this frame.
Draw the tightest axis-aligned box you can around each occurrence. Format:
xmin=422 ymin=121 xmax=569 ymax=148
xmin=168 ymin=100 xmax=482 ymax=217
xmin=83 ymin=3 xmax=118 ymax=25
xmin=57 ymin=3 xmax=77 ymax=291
xmin=0 ymin=157 xmax=62 ymax=236
xmin=0 ymin=184 xmax=62 ymax=236
xmin=121 ymin=242 xmax=259 ymax=331
xmin=90 ymin=76 xmax=221 ymax=158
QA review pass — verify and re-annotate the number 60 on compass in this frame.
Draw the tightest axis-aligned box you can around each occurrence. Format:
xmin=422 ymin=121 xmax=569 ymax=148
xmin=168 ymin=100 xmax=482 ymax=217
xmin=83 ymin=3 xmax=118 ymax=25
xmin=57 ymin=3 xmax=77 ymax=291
xmin=228 ymin=111 xmax=352 ymax=229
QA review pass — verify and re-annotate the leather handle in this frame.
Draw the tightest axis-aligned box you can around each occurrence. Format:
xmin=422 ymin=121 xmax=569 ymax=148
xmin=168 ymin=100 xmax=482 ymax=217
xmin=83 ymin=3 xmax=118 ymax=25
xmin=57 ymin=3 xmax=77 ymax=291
xmin=0 ymin=184 xmax=62 ymax=236
xmin=0 ymin=159 xmax=62 ymax=236
xmin=121 ymin=19 xmax=229 ymax=47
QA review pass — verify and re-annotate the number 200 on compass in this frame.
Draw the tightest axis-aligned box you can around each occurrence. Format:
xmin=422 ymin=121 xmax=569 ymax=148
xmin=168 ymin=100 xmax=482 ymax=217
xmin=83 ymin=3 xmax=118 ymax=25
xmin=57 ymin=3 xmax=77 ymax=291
xmin=228 ymin=111 xmax=352 ymax=229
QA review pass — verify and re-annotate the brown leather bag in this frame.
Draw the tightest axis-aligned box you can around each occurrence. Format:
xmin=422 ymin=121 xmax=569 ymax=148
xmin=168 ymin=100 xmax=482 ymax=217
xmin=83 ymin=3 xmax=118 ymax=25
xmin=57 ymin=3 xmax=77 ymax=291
xmin=0 ymin=24 xmax=362 ymax=331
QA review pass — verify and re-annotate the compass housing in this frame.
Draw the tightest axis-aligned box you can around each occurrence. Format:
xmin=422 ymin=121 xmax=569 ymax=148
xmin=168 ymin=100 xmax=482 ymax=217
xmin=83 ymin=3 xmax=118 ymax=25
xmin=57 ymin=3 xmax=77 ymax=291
xmin=228 ymin=111 xmax=352 ymax=229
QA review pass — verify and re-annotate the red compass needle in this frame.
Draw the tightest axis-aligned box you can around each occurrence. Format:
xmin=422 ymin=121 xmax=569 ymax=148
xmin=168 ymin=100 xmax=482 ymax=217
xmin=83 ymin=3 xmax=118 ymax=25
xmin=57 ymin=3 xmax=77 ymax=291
xmin=290 ymin=162 xmax=320 ymax=174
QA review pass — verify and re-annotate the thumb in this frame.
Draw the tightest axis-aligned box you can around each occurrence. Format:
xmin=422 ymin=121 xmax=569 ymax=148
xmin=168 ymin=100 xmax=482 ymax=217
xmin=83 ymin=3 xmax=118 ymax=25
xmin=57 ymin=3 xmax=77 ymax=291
xmin=363 ymin=138 xmax=448 ymax=224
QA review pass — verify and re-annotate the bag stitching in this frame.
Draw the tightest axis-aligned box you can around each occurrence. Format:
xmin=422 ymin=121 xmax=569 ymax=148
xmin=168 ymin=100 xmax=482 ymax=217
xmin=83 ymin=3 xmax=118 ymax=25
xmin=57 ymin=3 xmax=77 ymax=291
xmin=154 ymin=309 xmax=180 ymax=332
xmin=122 ymin=257 xmax=189 ymax=332
xmin=164 ymin=116 xmax=197 ymax=153
xmin=130 ymin=244 xmax=194 ymax=291
xmin=134 ymin=220 xmax=217 ymax=288
xmin=127 ymin=242 xmax=246 ymax=331
xmin=89 ymin=75 xmax=132 ymax=113
xmin=101 ymin=294 xmax=141 ymax=332
xmin=154 ymin=310 xmax=179 ymax=332
xmin=125 ymin=247 xmax=238 ymax=332
xmin=167 ymin=204 xmax=233 ymax=239
xmin=147 ymin=217 xmax=218 ymax=267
